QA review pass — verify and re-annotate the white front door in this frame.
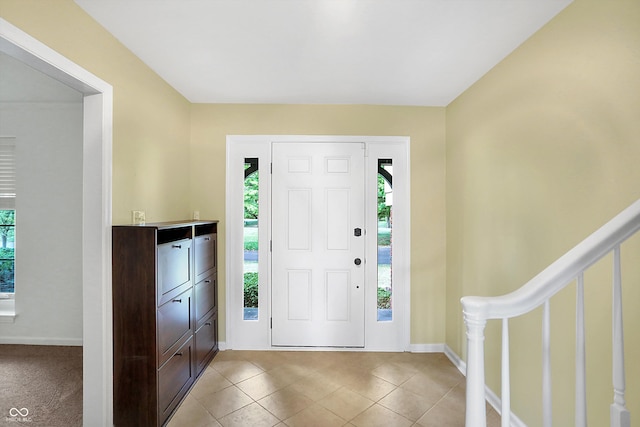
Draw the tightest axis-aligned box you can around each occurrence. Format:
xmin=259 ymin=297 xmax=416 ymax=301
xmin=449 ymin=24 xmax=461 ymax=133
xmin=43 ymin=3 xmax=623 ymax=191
xmin=271 ymin=142 xmax=365 ymax=347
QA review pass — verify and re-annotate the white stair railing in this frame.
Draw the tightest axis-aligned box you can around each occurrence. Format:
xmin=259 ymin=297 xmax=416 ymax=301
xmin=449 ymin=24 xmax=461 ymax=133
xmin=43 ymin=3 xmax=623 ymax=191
xmin=461 ymin=199 xmax=640 ymax=427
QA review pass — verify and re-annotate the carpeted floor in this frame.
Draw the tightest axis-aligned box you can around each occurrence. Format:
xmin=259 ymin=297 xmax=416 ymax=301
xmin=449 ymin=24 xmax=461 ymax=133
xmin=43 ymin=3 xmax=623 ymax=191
xmin=0 ymin=345 xmax=82 ymax=426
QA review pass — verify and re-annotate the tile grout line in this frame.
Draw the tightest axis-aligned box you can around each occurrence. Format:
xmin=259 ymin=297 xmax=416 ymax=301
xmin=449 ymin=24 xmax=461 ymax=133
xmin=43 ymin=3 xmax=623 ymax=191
xmin=417 ymin=378 xmax=465 ymax=422
xmin=174 ymin=351 xmax=474 ymax=427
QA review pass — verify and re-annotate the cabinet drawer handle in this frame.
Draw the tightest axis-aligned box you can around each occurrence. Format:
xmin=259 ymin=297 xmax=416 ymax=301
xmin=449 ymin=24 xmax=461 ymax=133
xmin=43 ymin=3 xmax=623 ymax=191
xmin=205 ymin=280 xmax=211 ymax=284
xmin=205 ymin=322 xmax=212 ymax=326
xmin=204 ymin=237 xmax=210 ymax=241
xmin=171 ymin=244 xmax=182 ymax=249
xmin=172 ymin=299 xmax=182 ymax=303
xmin=174 ymin=352 xmax=183 ymax=357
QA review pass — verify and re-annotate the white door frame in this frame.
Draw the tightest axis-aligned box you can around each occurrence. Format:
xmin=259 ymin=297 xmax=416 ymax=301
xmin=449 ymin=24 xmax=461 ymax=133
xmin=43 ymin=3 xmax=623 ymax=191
xmin=226 ymin=135 xmax=410 ymax=351
xmin=0 ymin=19 xmax=114 ymax=426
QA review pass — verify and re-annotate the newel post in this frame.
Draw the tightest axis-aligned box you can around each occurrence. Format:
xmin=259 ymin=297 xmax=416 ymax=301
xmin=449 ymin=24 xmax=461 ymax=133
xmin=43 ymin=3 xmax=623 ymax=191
xmin=463 ymin=300 xmax=488 ymax=427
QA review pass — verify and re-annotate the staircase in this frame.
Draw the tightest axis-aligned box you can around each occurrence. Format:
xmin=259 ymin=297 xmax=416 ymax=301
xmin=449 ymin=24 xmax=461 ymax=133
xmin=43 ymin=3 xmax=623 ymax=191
xmin=461 ymin=199 xmax=640 ymax=427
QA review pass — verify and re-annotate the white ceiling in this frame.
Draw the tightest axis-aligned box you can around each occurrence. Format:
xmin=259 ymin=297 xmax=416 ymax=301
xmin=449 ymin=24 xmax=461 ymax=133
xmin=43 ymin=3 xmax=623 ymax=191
xmin=74 ymin=0 xmax=572 ymax=106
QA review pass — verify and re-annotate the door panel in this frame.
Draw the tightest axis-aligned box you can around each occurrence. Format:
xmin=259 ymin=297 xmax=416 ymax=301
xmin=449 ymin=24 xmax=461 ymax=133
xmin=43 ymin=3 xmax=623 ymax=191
xmin=326 ymin=271 xmax=350 ymax=321
xmin=287 ymin=270 xmax=312 ymax=320
xmin=287 ymin=189 xmax=311 ymax=250
xmin=272 ymin=142 xmax=365 ymax=347
xmin=326 ymin=189 xmax=350 ymax=250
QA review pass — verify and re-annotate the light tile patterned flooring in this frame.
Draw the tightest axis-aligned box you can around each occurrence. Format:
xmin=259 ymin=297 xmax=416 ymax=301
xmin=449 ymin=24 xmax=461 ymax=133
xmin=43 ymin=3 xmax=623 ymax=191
xmin=168 ymin=350 xmax=501 ymax=427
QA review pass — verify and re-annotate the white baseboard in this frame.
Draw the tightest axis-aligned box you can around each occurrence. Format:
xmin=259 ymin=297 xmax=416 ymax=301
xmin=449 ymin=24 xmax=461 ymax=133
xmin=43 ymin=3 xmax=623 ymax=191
xmin=408 ymin=343 xmax=445 ymax=353
xmin=222 ymin=342 xmax=409 ymax=352
xmin=485 ymin=386 xmax=527 ymax=427
xmin=443 ymin=344 xmax=527 ymax=427
xmin=0 ymin=336 xmax=82 ymax=346
xmin=444 ymin=343 xmax=467 ymax=375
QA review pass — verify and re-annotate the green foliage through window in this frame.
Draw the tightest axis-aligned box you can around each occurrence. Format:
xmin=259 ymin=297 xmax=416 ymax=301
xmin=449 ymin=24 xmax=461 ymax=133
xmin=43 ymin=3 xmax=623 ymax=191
xmin=243 ymin=159 xmax=259 ymax=314
xmin=244 ymin=170 xmax=259 ymax=219
xmin=377 ymin=175 xmax=391 ymax=223
xmin=243 ymin=272 xmax=259 ymax=307
xmin=0 ymin=210 xmax=15 ymax=293
xmin=377 ymin=287 xmax=391 ymax=309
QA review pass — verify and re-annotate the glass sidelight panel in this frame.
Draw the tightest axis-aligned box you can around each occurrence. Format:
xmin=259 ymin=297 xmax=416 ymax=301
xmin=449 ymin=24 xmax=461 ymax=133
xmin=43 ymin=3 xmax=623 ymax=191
xmin=377 ymin=159 xmax=392 ymax=321
xmin=243 ymin=158 xmax=259 ymax=320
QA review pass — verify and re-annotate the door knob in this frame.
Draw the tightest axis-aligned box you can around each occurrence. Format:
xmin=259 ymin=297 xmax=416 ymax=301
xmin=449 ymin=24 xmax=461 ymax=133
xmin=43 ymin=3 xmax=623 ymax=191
xmin=354 ymin=258 xmax=362 ymax=266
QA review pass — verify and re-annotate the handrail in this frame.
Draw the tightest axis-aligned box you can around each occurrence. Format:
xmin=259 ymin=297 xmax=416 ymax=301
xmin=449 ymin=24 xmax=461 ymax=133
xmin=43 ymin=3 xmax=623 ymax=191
xmin=461 ymin=198 xmax=640 ymax=321
xmin=461 ymin=198 xmax=640 ymax=427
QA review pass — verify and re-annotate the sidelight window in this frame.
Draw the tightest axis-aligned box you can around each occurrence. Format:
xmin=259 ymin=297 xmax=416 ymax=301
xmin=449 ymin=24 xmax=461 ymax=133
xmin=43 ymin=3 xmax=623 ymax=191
xmin=243 ymin=158 xmax=259 ymax=320
xmin=377 ymin=159 xmax=392 ymax=321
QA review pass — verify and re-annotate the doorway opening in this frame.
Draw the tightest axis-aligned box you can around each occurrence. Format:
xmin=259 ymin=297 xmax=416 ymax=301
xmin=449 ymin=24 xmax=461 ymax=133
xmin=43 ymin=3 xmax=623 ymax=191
xmin=227 ymin=136 xmax=410 ymax=351
xmin=1 ymin=18 xmax=113 ymax=426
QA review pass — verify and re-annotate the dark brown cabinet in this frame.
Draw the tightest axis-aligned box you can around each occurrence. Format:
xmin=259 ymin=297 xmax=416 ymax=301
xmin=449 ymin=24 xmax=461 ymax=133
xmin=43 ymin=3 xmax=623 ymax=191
xmin=112 ymin=220 xmax=218 ymax=426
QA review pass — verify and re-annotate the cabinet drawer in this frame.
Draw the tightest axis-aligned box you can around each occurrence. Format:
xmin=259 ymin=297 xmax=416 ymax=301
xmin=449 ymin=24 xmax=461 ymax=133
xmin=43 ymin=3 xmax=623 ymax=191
xmin=157 ymin=288 xmax=192 ymax=363
xmin=194 ymin=233 xmax=216 ymax=282
xmin=158 ymin=338 xmax=193 ymax=425
xmin=195 ymin=274 xmax=216 ymax=326
xmin=195 ymin=314 xmax=217 ymax=374
xmin=157 ymin=238 xmax=192 ymax=306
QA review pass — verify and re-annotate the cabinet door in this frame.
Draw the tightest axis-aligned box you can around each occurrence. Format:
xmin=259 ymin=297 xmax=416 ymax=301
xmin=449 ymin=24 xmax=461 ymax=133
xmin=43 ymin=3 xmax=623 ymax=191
xmin=195 ymin=274 xmax=217 ymax=327
xmin=157 ymin=238 xmax=192 ymax=306
xmin=194 ymin=233 xmax=216 ymax=282
xmin=158 ymin=337 xmax=193 ymax=426
xmin=157 ymin=288 xmax=192 ymax=365
xmin=195 ymin=314 xmax=218 ymax=374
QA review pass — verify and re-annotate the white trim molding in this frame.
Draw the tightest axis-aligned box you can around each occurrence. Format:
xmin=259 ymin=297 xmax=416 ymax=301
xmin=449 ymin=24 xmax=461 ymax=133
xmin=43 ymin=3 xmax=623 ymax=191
xmin=444 ymin=344 xmax=467 ymax=376
xmin=0 ymin=336 xmax=83 ymax=346
xmin=1 ymin=18 xmax=113 ymax=427
xmin=0 ymin=298 xmax=15 ymax=323
xmin=485 ymin=387 xmax=527 ymax=427
xmin=410 ymin=343 xmax=446 ymax=353
xmin=226 ymin=135 xmax=410 ymax=352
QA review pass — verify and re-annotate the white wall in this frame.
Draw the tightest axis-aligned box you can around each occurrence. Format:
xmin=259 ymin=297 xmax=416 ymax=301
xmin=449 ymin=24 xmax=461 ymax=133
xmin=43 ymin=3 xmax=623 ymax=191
xmin=0 ymin=97 xmax=83 ymax=344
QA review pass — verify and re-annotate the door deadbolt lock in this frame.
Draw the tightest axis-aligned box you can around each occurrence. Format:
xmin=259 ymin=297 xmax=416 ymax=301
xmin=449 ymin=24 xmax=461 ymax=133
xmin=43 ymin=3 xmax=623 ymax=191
xmin=354 ymin=258 xmax=362 ymax=266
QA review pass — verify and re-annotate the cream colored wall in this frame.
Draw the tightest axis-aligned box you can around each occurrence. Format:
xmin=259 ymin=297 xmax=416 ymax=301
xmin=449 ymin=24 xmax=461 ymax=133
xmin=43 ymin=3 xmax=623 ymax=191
xmin=189 ymin=104 xmax=447 ymax=344
xmin=446 ymin=0 xmax=640 ymax=424
xmin=0 ymin=0 xmax=193 ymax=224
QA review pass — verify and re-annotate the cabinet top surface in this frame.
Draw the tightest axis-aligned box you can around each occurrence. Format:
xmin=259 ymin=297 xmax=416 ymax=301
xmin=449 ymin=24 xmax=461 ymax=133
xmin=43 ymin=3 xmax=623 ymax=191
xmin=113 ymin=220 xmax=218 ymax=230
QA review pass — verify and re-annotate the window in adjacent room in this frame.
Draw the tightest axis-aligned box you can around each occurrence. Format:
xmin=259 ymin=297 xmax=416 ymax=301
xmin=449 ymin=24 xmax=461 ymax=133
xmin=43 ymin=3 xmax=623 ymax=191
xmin=0 ymin=138 xmax=16 ymax=301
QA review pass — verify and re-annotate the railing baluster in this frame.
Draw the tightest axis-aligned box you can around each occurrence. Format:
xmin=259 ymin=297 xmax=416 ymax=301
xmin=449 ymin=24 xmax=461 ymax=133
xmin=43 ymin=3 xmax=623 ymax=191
xmin=576 ymin=274 xmax=587 ymax=427
xmin=461 ymin=200 xmax=640 ymax=427
xmin=611 ymin=246 xmax=630 ymax=427
xmin=465 ymin=314 xmax=487 ymax=427
xmin=543 ymin=299 xmax=552 ymax=427
xmin=502 ymin=318 xmax=511 ymax=427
